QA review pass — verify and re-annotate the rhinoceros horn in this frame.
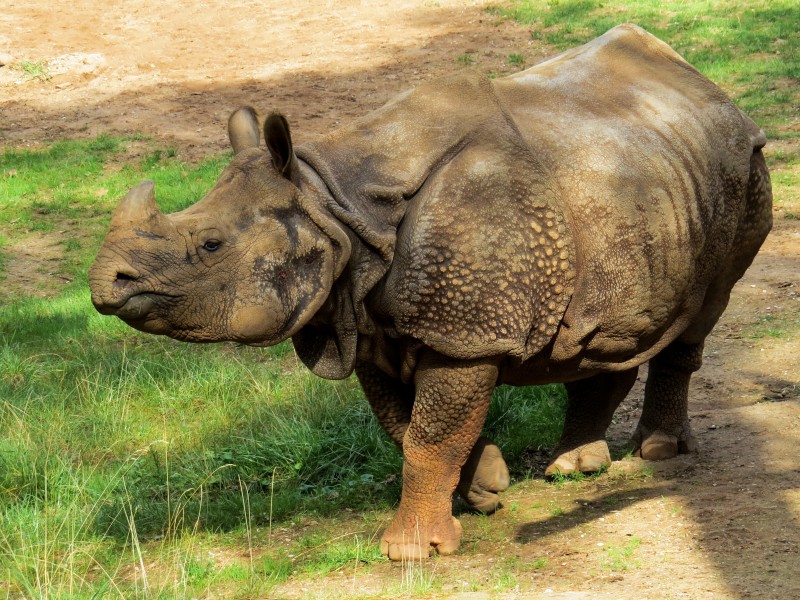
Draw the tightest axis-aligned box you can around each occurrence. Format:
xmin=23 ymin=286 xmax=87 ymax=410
xmin=110 ymin=180 xmax=162 ymax=227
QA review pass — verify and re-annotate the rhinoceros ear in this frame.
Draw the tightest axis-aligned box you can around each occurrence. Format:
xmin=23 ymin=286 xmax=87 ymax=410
xmin=264 ymin=112 xmax=298 ymax=181
xmin=228 ymin=106 xmax=260 ymax=154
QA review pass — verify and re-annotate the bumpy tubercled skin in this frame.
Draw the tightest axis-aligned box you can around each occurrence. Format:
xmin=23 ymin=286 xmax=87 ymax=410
xmin=89 ymin=24 xmax=773 ymax=560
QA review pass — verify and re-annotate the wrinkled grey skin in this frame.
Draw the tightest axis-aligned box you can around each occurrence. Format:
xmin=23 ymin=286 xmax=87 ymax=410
xmin=89 ymin=25 xmax=772 ymax=560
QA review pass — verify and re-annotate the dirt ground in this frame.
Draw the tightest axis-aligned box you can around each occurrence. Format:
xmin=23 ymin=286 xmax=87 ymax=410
xmin=1 ymin=1 xmax=798 ymax=598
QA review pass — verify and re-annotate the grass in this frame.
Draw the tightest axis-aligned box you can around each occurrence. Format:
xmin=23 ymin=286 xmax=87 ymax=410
xmin=0 ymin=295 xmax=367 ymax=596
xmin=743 ymin=313 xmax=800 ymax=340
xmin=507 ymin=52 xmax=525 ymax=68
xmin=489 ymin=0 xmax=800 ymax=141
xmin=456 ymin=52 xmax=476 ymax=65
xmin=18 ymin=59 xmax=52 ymax=82
xmin=601 ymin=537 xmax=642 ymax=571
xmin=0 ymin=135 xmax=566 ymax=596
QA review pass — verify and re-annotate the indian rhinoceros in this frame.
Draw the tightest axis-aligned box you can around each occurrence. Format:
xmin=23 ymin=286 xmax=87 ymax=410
xmin=89 ymin=24 xmax=772 ymax=560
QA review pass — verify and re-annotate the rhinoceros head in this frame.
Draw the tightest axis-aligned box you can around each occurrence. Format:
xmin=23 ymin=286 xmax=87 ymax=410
xmin=89 ymin=108 xmax=350 ymax=346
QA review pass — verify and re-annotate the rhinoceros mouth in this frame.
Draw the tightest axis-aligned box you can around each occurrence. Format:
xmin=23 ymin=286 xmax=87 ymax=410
xmin=94 ymin=292 xmax=158 ymax=320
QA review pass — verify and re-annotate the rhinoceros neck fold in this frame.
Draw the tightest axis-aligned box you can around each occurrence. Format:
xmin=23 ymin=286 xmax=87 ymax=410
xmin=295 ymin=74 xmax=502 ymax=325
xmin=289 ymin=76 xmax=503 ymax=379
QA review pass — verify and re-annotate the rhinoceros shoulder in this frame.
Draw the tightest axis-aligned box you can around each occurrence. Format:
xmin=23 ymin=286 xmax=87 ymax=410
xmin=378 ymin=114 xmax=576 ymax=361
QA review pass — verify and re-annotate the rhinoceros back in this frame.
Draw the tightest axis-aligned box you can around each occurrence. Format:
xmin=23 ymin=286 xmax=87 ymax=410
xmin=298 ymin=25 xmax=760 ymax=373
xmin=493 ymin=24 xmax=758 ymax=368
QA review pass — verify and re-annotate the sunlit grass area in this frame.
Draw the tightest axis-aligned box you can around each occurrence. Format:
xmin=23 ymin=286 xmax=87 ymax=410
xmin=0 ymin=136 xmax=565 ymax=595
xmin=490 ymin=0 xmax=799 ymax=140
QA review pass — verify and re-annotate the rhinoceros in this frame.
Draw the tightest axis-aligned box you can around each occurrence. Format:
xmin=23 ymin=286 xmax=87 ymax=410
xmin=89 ymin=24 xmax=772 ymax=559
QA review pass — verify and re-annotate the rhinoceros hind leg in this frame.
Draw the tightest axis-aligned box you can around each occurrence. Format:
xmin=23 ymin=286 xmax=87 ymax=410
xmin=546 ymin=369 xmax=638 ymax=477
xmin=457 ymin=436 xmax=510 ymax=513
xmin=632 ymin=341 xmax=702 ymax=460
xmin=633 ymin=148 xmax=772 ymax=461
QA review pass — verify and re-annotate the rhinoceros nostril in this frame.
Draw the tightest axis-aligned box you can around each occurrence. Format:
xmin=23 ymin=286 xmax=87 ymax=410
xmin=114 ymin=271 xmax=138 ymax=288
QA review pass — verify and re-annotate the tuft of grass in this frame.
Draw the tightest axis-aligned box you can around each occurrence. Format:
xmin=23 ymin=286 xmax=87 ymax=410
xmin=532 ymin=557 xmax=548 ymax=569
xmin=493 ymin=569 xmax=518 ymax=592
xmin=507 ymin=52 xmax=525 ymax=68
xmin=295 ymin=533 xmax=384 ymax=577
xmin=456 ymin=53 xmax=477 ymax=65
xmin=18 ymin=59 xmax=52 ymax=82
xmin=396 ymin=553 xmax=441 ymax=596
xmin=548 ymin=464 xmax=609 ymax=487
xmin=490 ymin=556 xmax=522 ymax=591
xmin=744 ymin=314 xmax=799 ymax=340
xmin=256 ymin=553 xmax=293 ymax=584
xmin=602 ymin=537 xmax=642 ymax=571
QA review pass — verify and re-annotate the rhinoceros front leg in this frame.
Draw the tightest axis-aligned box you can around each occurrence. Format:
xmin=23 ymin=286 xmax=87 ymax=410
xmin=380 ymin=354 xmax=499 ymax=560
xmin=632 ymin=341 xmax=702 ymax=459
xmin=546 ymin=368 xmax=638 ymax=477
xmin=455 ymin=435 xmax=510 ymax=514
xmin=355 ymin=361 xmax=509 ymax=515
xmin=355 ymin=361 xmax=415 ymax=446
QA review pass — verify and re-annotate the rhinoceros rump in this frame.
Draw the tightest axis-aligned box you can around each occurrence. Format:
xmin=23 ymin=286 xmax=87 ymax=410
xmin=90 ymin=25 xmax=772 ymax=560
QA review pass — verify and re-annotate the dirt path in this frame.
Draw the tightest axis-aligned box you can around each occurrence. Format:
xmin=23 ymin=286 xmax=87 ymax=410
xmin=0 ymin=0 xmax=534 ymax=156
xmin=2 ymin=2 xmax=798 ymax=598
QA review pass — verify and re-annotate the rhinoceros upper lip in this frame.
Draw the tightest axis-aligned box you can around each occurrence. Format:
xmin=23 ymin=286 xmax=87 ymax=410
xmin=94 ymin=290 xmax=159 ymax=319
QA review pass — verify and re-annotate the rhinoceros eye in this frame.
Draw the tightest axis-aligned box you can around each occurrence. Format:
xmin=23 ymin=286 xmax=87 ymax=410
xmin=202 ymin=239 xmax=222 ymax=252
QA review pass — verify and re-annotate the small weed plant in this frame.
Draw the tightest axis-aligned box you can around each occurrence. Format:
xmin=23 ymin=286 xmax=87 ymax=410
xmin=18 ymin=59 xmax=52 ymax=81
xmin=456 ymin=52 xmax=476 ymax=65
xmin=508 ymin=52 xmax=525 ymax=68
xmin=602 ymin=537 xmax=642 ymax=571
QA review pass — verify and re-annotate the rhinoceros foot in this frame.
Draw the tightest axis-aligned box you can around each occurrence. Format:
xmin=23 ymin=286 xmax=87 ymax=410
xmin=381 ymin=511 xmax=463 ymax=561
xmin=545 ymin=440 xmax=612 ymax=477
xmin=457 ymin=437 xmax=510 ymax=513
xmin=631 ymin=424 xmax=698 ymax=461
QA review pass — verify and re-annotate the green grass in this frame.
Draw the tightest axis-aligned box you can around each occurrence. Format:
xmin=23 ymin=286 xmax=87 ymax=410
xmin=743 ymin=313 xmax=800 ymax=340
xmin=0 ymin=136 xmax=567 ymax=596
xmin=508 ymin=52 xmax=525 ymax=68
xmin=456 ymin=52 xmax=477 ymax=65
xmin=18 ymin=59 xmax=52 ymax=82
xmin=490 ymin=0 xmax=800 ymax=140
xmin=601 ymin=537 xmax=642 ymax=571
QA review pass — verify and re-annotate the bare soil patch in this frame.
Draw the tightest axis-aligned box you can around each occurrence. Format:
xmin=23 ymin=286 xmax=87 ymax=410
xmin=2 ymin=2 xmax=798 ymax=597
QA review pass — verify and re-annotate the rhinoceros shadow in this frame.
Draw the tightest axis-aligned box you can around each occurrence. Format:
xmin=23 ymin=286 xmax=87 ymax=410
xmin=513 ymin=364 xmax=800 ymax=595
